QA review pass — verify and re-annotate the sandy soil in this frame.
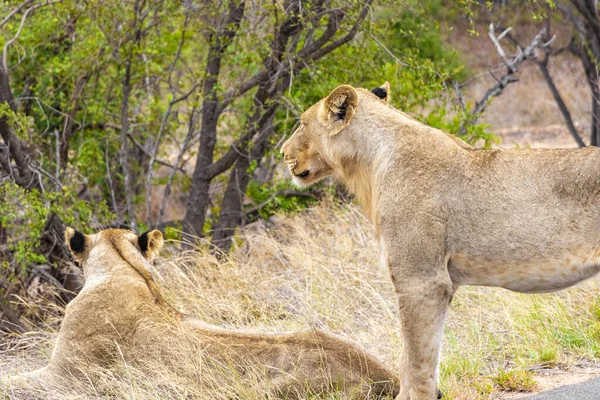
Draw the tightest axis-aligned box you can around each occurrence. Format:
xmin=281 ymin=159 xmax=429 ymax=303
xmin=494 ymin=124 xmax=589 ymax=150
xmin=495 ymin=364 xmax=600 ymax=399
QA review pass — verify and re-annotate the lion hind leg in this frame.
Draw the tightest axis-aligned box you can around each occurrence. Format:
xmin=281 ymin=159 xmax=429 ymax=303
xmin=297 ymin=330 xmax=401 ymax=399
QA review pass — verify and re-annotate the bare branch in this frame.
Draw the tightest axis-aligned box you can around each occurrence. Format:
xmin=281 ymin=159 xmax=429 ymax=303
xmin=366 ymin=32 xmax=410 ymax=67
xmin=298 ymin=8 xmax=344 ymax=58
xmin=535 ymin=20 xmax=585 ymax=148
xmin=126 ymin=132 xmax=185 ymax=173
xmin=489 ymin=25 xmax=515 ymax=72
xmin=146 ymin=15 xmax=194 ymax=224
xmin=470 ymin=73 xmax=519 ymax=118
xmin=453 ymin=81 xmax=467 ymax=113
xmin=487 ymin=23 xmax=548 ymax=74
xmin=458 ymin=25 xmax=552 ymax=134
xmin=105 ymin=133 xmax=118 ymax=216
xmin=306 ymin=0 xmax=373 ymax=63
xmin=3 ymin=0 xmax=64 ymax=72
xmin=537 ymin=55 xmax=585 ymax=147
xmin=0 ymin=0 xmax=35 ymax=30
xmin=158 ymin=105 xmax=199 ymax=227
xmin=119 ymin=54 xmax=136 ymax=230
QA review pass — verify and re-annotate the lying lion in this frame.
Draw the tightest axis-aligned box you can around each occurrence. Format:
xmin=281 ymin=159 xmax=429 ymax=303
xmin=6 ymin=227 xmax=398 ymax=399
xmin=281 ymin=82 xmax=600 ymax=399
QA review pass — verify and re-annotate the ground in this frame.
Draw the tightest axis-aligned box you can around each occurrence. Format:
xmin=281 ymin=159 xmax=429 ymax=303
xmin=499 ymin=365 xmax=600 ymax=399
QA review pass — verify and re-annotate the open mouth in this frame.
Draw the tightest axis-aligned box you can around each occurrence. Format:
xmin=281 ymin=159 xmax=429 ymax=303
xmin=294 ymin=170 xmax=310 ymax=178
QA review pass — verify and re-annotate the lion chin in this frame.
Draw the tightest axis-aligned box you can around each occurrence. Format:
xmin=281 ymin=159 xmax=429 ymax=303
xmin=281 ymin=81 xmax=600 ymax=399
xmin=291 ymin=172 xmax=316 ymax=188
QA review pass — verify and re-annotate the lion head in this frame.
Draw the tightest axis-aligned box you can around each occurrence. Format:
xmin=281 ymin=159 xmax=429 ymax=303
xmin=280 ymin=82 xmax=390 ymax=188
xmin=65 ymin=227 xmax=164 ymax=279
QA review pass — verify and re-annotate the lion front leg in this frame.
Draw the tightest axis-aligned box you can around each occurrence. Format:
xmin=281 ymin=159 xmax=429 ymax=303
xmin=382 ymin=216 xmax=453 ymax=400
xmin=393 ymin=279 xmax=452 ymax=400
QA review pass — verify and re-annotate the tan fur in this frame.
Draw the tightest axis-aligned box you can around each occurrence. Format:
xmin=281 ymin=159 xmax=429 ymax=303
xmin=10 ymin=228 xmax=398 ymax=399
xmin=281 ymin=84 xmax=600 ymax=400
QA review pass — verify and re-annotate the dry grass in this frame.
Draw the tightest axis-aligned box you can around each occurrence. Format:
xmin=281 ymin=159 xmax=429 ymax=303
xmin=2 ymin=202 xmax=600 ymax=399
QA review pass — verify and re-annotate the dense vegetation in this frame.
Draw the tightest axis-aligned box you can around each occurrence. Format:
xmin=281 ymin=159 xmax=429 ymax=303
xmin=0 ymin=0 xmax=480 ymax=330
xmin=1 ymin=0 xmax=599 ymax=336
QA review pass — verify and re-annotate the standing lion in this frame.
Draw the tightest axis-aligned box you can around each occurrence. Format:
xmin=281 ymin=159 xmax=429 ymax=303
xmin=281 ymin=83 xmax=600 ymax=399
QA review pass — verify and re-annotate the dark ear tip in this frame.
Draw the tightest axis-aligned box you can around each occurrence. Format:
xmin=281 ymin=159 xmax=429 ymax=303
xmin=70 ymin=231 xmax=86 ymax=253
xmin=371 ymin=87 xmax=387 ymax=99
xmin=138 ymin=231 xmax=149 ymax=255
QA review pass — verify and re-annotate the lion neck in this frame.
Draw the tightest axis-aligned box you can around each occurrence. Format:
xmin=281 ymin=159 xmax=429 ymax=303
xmin=329 ymin=120 xmax=399 ymax=222
xmin=329 ymin=104 xmax=466 ymax=224
xmin=83 ymin=241 xmax=181 ymax=318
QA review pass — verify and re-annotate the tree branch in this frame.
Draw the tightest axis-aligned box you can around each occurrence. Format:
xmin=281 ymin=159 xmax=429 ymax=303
xmin=536 ymin=22 xmax=586 ymax=148
xmin=218 ymin=71 xmax=268 ymax=113
xmin=145 ymin=14 xmax=194 ymax=224
xmin=305 ymin=0 xmax=373 ymax=63
xmin=458 ymin=24 xmax=552 ymax=134
xmin=217 ymin=1 xmax=372 ymax=115
xmin=0 ymin=0 xmax=35 ymax=30
xmin=126 ymin=132 xmax=185 ymax=173
xmin=3 ymin=0 xmax=64 ymax=73
xmin=205 ymin=103 xmax=278 ymax=180
xmin=157 ymin=105 xmax=199 ymax=227
xmin=298 ymin=9 xmax=344 ymax=58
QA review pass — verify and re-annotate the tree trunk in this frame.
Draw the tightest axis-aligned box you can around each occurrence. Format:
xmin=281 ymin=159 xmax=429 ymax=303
xmin=537 ymin=57 xmax=586 ymax=147
xmin=118 ymin=57 xmax=136 ymax=230
xmin=568 ymin=0 xmax=600 ymax=144
xmin=182 ymin=0 xmax=246 ymax=238
xmin=0 ymin=28 xmax=80 ymax=332
xmin=577 ymin=42 xmax=600 ymax=145
xmin=591 ymin=85 xmax=600 ymax=145
xmin=183 ymin=175 xmax=212 ymax=237
xmin=59 ymin=74 xmax=89 ymax=170
xmin=209 ymin=1 xmax=373 ymax=253
xmin=184 ymin=83 xmax=221 ymax=237
xmin=211 ymin=114 xmax=275 ymax=252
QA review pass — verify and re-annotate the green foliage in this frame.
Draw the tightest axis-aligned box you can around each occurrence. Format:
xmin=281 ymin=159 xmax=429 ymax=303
xmin=163 ymin=225 xmax=183 ymax=241
xmin=424 ymin=106 xmax=499 ymax=148
xmin=251 ymin=0 xmax=496 ymax=221
xmin=2 ymin=0 xmax=190 ymax=206
xmin=246 ymin=180 xmax=317 ymax=220
xmin=0 ymin=104 xmax=30 ymax=140
xmin=493 ymin=368 xmax=536 ymax=392
xmin=0 ymin=182 xmax=114 ymax=272
xmin=1 ymin=0 xmax=497 ymax=234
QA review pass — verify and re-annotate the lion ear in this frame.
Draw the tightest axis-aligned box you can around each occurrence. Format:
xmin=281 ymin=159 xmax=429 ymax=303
xmin=371 ymin=81 xmax=390 ymax=103
xmin=138 ymin=230 xmax=164 ymax=259
xmin=318 ymin=85 xmax=359 ymax=136
xmin=65 ymin=227 xmax=89 ymax=261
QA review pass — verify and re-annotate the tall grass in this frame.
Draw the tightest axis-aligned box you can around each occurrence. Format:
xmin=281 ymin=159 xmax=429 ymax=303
xmin=2 ymin=202 xmax=600 ymax=399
